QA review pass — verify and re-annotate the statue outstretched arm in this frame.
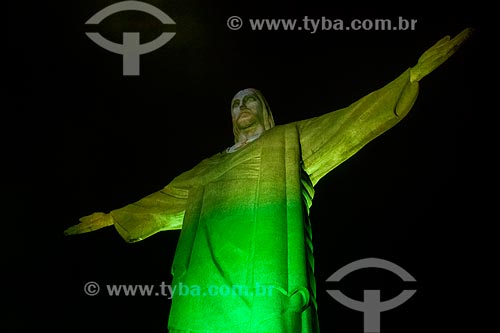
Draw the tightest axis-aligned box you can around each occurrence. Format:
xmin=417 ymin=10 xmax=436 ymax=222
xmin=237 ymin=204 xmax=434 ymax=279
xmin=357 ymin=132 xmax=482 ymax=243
xmin=64 ymin=184 xmax=187 ymax=242
xmin=297 ymin=28 xmax=472 ymax=186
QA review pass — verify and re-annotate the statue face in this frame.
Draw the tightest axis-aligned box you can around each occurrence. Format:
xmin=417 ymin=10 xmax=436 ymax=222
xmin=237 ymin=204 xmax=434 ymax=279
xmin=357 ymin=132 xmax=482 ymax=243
xmin=231 ymin=90 xmax=264 ymax=130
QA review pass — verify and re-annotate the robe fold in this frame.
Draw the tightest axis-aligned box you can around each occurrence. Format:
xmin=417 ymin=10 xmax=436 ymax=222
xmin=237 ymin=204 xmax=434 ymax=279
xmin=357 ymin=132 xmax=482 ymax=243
xmin=108 ymin=69 xmax=419 ymax=332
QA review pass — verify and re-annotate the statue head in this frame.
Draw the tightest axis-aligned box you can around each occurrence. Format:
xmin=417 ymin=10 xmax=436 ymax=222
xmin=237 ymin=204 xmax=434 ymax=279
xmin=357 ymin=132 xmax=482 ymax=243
xmin=231 ymin=88 xmax=275 ymax=144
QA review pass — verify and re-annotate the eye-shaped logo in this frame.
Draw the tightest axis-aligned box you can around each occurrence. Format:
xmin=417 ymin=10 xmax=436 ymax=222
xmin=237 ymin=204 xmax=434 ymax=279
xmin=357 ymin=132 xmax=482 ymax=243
xmin=326 ymin=258 xmax=417 ymax=333
xmin=85 ymin=1 xmax=176 ymax=76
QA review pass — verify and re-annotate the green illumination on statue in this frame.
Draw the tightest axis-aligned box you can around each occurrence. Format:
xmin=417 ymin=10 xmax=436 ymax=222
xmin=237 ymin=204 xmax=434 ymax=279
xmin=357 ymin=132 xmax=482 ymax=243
xmin=65 ymin=28 xmax=472 ymax=332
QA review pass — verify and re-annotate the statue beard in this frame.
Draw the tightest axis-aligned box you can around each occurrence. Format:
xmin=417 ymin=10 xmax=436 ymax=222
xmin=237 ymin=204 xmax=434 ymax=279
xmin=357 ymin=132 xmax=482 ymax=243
xmin=236 ymin=111 xmax=260 ymax=130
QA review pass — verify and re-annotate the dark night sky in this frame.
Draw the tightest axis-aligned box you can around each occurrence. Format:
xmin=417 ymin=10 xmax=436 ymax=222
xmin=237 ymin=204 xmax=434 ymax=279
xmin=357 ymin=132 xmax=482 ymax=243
xmin=7 ymin=1 xmax=490 ymax=332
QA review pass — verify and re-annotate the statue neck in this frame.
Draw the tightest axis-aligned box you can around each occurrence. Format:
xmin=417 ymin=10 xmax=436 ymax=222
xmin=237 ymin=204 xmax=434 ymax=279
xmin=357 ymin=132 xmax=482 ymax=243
xmin=237 ymin=124 xmax=265 ymax=144
xmin=227 ymin=125 xmax=265 ymax=154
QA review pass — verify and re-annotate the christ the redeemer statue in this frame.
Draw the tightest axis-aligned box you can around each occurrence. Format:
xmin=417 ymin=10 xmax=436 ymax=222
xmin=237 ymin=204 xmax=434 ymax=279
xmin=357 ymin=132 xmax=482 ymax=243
xmin=65 ymin=28 xmax=472 ymax=333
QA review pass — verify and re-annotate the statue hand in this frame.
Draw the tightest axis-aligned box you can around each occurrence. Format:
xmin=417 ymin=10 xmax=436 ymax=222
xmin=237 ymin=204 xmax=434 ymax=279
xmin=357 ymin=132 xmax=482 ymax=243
xmin=410 ymin=27 xmax=473 ymax=83
xmin=64 ymin=212 xmax=114 ymax=236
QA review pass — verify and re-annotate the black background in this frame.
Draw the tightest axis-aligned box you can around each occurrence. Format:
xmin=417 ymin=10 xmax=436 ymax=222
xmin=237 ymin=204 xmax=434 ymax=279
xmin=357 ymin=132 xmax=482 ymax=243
xmin=7 ymin=1 xmax=490 ymax=332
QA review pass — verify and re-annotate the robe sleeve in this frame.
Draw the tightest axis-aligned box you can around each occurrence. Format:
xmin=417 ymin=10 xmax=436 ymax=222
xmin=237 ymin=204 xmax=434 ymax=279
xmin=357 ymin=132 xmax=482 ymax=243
xmin=297 ymin=68 xmax=419 ymax=186
xmin=109 ymin=184 xmax=188 ymax=243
